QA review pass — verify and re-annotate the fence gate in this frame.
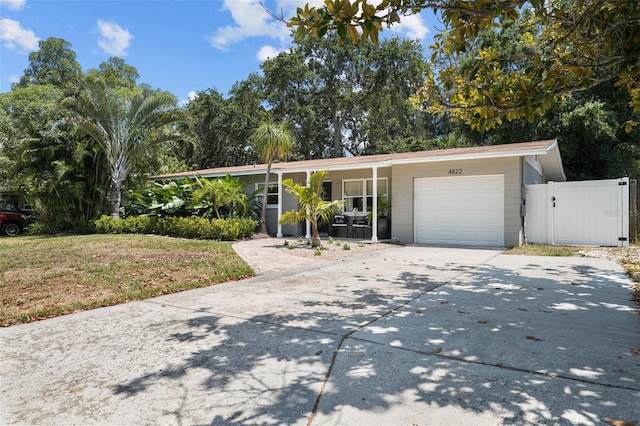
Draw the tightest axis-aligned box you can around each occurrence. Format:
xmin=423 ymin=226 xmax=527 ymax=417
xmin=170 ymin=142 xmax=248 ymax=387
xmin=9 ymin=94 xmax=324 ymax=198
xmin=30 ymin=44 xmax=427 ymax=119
xmin=525 ymin=178 xmax=629 ymax=247
xmin=631 ymin=179 xmax=639 ymax=241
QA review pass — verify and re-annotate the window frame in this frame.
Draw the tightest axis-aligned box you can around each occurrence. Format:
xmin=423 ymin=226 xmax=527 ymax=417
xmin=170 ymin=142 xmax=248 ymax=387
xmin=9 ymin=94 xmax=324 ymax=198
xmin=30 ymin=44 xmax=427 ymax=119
xmin=256 ymin=182 xmax=279 ymax=208
xmin=341 ymin=178 xmax=388 ymax=213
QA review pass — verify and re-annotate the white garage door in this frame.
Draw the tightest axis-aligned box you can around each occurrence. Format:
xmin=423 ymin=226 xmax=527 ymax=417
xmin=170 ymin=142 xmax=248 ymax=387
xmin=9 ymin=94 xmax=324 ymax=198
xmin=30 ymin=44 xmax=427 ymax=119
xmin=414 ymin=175 xmax=504 ymax=246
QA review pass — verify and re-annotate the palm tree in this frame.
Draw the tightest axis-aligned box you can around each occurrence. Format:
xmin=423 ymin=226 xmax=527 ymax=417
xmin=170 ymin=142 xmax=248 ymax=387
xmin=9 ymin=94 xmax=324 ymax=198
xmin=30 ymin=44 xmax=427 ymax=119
xmin=63 ymin=80 xmax=188 ymax=218
xmin=250 ymin=111 xmax=295 ymax=234
xmin=279 ymin=170 xmax=344 ymax=248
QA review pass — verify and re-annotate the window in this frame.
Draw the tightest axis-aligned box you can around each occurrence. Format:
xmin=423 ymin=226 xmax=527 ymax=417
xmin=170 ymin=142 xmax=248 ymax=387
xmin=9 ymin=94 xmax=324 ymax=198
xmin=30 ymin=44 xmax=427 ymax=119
xmin=256 ymin=182 xmax=279 ymax=207
xmin=342 ymin=178 xmax=388 ymax=213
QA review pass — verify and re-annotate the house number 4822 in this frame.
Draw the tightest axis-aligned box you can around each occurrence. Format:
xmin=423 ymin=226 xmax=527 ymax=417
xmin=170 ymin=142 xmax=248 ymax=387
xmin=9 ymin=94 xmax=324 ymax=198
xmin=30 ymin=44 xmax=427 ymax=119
xmin=448 ymin=169 xmax=462 ymax=175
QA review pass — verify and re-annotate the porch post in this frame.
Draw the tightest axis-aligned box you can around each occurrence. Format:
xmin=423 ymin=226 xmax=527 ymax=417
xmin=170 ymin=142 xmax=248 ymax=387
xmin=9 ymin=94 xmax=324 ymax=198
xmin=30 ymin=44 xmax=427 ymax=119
xmin=305 ymin=170 xmax=311 ymax=240
xmin=371 ymin=166 xmax=378 ymax=242
xmin=276 ymin=172 xmax=283 ymax=238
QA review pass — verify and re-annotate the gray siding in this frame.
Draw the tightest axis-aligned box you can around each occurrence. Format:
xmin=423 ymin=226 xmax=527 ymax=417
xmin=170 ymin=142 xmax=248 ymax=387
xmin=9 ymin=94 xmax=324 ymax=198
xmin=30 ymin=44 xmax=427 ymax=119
xmin=391 ymin=157 xmax=522 ymax=247
xmin=524 ymin=158 xmax=544 ymax=185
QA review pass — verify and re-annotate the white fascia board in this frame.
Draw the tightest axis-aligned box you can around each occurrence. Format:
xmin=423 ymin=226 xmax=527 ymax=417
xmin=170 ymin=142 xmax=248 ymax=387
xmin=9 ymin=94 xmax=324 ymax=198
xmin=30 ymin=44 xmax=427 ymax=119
xmin=272 ymin=160 xmax=393 ymax=175
xmin=390 ymin=148 xmax=553 ymax=165
xmin=195 ymin=169 xmax=268 ymax=179
xmin=194 ymin=160 xmax=394 ymax=179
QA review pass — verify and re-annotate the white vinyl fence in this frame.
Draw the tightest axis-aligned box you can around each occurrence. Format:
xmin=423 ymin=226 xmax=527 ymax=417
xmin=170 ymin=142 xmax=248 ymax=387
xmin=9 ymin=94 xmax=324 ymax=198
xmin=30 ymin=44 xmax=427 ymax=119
xmin=525 ymin=178 xmax=629 ymax=247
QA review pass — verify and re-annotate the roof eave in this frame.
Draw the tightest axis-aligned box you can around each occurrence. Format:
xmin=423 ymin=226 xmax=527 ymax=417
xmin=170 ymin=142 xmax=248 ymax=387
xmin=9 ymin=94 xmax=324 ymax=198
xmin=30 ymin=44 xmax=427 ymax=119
xmin=537 ymin=140 xmax=567 ymax=182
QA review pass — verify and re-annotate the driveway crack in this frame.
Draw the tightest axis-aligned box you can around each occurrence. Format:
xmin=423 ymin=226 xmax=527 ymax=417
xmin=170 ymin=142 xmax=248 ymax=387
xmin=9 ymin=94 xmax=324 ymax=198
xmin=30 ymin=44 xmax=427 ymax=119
xmin=306 ymin=254 xmax=501 ymax=425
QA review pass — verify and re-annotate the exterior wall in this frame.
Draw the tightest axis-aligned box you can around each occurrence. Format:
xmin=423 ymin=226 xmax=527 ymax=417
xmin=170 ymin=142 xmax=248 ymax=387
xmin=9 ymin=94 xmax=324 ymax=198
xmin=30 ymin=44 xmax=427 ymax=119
xmin=246 ymin=172 xmax=305 ymax=236
xmin=524 ymin=157 xmax=544 ymax=185
xmin=391 ymin=157 xmax=522 ymax=247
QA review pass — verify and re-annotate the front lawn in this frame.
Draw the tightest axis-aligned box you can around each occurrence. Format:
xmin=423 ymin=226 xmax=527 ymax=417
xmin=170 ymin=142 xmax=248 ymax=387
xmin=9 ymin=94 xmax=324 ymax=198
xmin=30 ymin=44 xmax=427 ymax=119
xmin=0 ymin=234 xmax=254 ymax=326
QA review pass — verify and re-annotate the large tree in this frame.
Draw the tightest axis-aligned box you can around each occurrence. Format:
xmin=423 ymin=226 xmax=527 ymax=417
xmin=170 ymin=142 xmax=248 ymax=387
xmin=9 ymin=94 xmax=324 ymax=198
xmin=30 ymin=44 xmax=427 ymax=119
xmin=250 ymin=111 xmax=295 ymax=235
xmin=426 ymin=13 xmax=640 ymax=180
xmin=63 ymin=80 xmax=188 ymax=218
xmin=261 ymin=34 xmax=433 ymax=157
xmin=0 ymin=83 xmax=108 ymax=231
xmin=185 ymin=75 xmax=264 ymax=169
xmin=85 ymin=57 xmax=140 ymax=90
xmin=288 ymin=0 xmax=640 ymax=132
xmin=18 ymin=37 xmax=82 ymax=89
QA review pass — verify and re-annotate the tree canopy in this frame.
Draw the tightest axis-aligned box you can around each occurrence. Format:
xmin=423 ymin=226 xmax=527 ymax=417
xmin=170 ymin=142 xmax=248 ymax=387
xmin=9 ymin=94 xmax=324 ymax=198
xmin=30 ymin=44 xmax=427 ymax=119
xmin=288 ymin=0 xmax=640 ymax=131
xmin=261 ymin=33 xmax=435 ymax=157
xmin=62 ymin=80 xmax=188 ymax=218
xmin=18 ymin=37 xmax=82 ymax=89
xmin=1 ymin=37 xmax=191 ymax=229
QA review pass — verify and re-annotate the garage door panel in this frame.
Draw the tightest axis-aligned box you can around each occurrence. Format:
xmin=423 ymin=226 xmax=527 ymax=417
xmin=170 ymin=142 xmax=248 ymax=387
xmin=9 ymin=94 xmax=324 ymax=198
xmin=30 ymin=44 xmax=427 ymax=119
xmin=480 ymin=180 xmax=501 ymax=190
xmin=476 ymin=214 xmax=501 ymax=226
xmin=415 ymin=175 xmax=504 ymax=246
xmin=481 ymin=196 xmax=501 ymax=208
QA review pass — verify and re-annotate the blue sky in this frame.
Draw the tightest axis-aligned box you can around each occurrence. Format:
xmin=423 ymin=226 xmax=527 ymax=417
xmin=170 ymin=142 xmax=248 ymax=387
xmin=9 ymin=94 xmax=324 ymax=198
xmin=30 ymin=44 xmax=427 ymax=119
xmin=0 ymin=0 xmax=438 ymax=105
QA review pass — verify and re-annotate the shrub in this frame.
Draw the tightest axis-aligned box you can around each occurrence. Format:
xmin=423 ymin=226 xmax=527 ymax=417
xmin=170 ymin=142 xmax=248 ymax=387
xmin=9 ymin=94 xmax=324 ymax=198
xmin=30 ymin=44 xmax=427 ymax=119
xmin=93 ymin=215 xmax=256 ymax=241
xmin=25 ymin=221 xmax=49 ymax=235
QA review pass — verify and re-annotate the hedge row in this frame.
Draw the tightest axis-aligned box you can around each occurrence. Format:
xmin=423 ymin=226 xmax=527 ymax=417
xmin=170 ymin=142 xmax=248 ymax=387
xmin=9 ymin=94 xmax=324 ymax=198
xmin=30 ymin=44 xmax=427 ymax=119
xmin=94 ymin=215 xmax=257 ymax=240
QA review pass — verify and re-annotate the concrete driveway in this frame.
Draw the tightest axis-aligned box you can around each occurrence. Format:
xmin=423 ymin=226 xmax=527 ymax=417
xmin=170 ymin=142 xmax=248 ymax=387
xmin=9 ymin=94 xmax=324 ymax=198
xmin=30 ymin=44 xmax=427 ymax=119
xmin=1 ymin=242 xmax=639 ymax=425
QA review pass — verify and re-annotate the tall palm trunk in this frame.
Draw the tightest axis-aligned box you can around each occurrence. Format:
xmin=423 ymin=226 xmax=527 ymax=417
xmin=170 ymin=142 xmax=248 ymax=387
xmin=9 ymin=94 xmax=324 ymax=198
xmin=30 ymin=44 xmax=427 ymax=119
xmin=310 ymin=219 xmax=321 ymax=247
xmin=259 ymin=159 xmax=273 ymax=234
xmin=110 ymin=180 xmax=122 ymax=219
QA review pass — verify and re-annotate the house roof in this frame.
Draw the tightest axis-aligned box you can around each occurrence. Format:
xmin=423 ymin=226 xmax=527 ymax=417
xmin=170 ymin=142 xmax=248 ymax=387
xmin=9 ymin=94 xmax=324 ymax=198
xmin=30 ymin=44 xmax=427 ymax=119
xmin=154 ymin=139 xmax=566 ymax=182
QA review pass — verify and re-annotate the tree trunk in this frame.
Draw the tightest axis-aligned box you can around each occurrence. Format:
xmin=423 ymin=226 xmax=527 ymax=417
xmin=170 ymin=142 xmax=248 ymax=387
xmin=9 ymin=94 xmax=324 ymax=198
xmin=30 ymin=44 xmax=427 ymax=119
xmin=110 ymin=181 xmax=122 ymax=219
xmin=331 ymin=105 xmax=342 ymax=158
xmin=311 ymin=220 xmax=321 ymax=247
xmin=259 ymin=160 xmax=273 ymax=235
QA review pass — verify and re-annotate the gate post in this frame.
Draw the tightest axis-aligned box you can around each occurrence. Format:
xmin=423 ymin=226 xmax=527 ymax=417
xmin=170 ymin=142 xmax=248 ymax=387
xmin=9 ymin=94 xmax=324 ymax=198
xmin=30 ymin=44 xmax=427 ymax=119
xmin=620 ymin=177 xmax=630 ymax=247
xmin=631 ymin=179 xmax=638 ymax=242
xmin=548 ymin=181 xmax=555 ymax=245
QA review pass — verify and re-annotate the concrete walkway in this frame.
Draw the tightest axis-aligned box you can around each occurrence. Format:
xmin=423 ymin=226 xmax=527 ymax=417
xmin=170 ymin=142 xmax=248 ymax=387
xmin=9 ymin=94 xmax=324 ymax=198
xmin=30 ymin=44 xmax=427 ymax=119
xmin=1 ymin=242 xmax=639 ymax=425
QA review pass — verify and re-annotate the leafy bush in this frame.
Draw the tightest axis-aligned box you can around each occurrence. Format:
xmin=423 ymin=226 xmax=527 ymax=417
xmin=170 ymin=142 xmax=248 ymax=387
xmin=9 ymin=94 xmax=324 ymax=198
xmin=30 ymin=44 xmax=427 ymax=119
xmin=93 ymin=215 xmax=256 ymax=241
xmin=25 ymin=220 xmax=49 ymax=235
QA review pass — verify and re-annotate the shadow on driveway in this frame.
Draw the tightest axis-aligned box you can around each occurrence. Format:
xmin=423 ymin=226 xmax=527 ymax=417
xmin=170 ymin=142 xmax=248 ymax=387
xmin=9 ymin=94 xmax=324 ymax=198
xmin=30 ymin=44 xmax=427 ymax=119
xmin=1 ymin=247 xmax=638 ymax=425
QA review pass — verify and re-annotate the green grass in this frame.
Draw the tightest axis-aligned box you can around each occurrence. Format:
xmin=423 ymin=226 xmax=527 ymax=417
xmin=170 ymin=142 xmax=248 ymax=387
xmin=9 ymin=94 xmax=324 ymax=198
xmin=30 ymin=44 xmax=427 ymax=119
xmin=504 ymin=244 xmax=582 ymax=257
xmin=0 ymin=234 xmax=254 ymax=326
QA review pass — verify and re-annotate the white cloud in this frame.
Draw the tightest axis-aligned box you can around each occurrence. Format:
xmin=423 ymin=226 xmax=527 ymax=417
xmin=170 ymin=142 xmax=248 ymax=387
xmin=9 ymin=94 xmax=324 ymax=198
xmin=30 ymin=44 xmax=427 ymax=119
xmin=207 ymin=0 xmax=287 ymax=50
xmin=178 ymin=91 xmax=199 ymax=107
xmin=9 ymin=75 xmax=20 ymax=84
xmin=388 ymin=13 xmax=430 ymax=40
xmin=257 ymin=45 xmax=287 ymax=61
xmin=97 ymin=20 xmax=133 ymax=56
xmin=0 ymin=0 xmax=26 ymax=11
xmin=0 ymin=18 xmax=39 ymax=52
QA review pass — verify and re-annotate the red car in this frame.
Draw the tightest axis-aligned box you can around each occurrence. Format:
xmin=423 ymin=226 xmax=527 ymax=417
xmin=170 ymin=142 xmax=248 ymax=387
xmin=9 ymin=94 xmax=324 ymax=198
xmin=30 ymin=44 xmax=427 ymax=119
xmin=0 ymin=205 xmax=29 ymax=236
